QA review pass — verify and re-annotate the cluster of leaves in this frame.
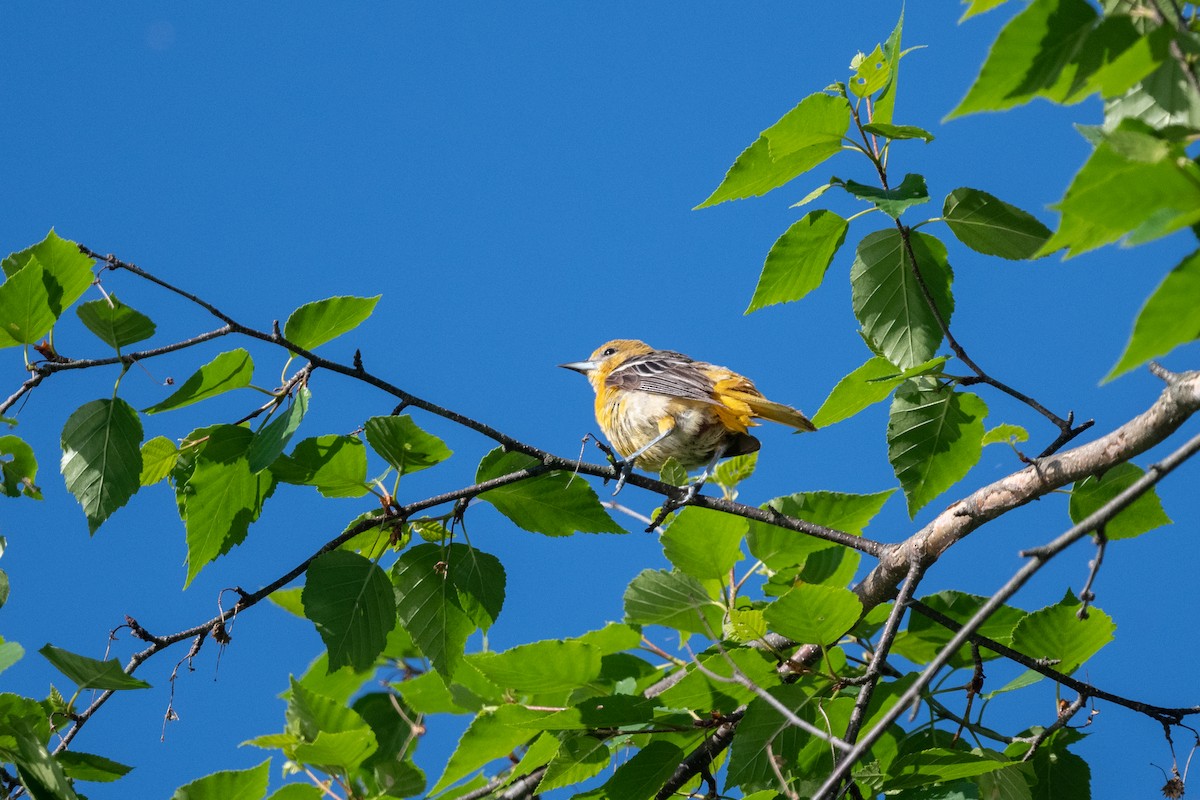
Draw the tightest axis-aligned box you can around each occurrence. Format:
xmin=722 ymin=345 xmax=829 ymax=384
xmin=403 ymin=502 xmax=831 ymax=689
xmin=1 ymin=2 xmax=1198 ymax=800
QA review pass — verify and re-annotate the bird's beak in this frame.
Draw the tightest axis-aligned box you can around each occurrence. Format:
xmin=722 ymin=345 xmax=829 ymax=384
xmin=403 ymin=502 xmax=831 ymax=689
xmin=558 ymin=359 xmax=598 ymax=375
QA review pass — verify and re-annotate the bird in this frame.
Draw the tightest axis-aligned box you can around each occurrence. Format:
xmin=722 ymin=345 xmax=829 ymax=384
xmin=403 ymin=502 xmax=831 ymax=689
xmin=559 ymin=339 xmax=815 ymax=496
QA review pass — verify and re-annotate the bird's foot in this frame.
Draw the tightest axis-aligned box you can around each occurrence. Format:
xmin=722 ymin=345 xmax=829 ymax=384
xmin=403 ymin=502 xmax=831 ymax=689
xmin=611 ymin=459 xmax=633 ymax=496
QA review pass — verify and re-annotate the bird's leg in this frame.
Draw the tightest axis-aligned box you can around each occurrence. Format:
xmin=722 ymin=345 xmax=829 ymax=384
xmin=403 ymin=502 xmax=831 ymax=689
xmin=678 ymin=443 xmax=728 ymax=504
xmin=612 ymin=419 xmax=678 ymax=495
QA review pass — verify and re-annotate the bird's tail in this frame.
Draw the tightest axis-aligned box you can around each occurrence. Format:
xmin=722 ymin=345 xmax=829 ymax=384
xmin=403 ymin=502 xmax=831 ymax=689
xmin=725 ymin=390 xmax=817 ymax=432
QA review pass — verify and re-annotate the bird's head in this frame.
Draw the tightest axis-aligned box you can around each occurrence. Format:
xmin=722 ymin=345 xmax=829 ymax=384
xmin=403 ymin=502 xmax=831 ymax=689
xmin=559 ymin=339 xmax=653 ymax=390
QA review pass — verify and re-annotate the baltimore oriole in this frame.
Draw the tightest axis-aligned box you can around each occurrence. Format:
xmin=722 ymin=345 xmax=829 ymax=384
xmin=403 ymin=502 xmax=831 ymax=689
xmin=560 ymin=339 xmax=815 ymax=494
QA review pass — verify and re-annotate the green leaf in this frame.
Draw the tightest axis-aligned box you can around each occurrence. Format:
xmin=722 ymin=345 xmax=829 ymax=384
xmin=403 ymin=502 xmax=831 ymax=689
xmin=39 ymin=644 xmax=150 ymax=690
xmin=471 ymin=640 xmax=602 ymax=694
xmin=143 ymin=349 xmax=254 ymax=414
xmin=893 ymin=591 xmax=1028 ymax=668
xmin=943 ymin=188 xmax=1052 ymax=259
xmin=170 ymin=760 xmax=270 ymax=800
xmin=838 ymin=173 xmax=929 ymax=219
xmin=982 ymin=423 xmax=1029 ymax=447
xmin=713 ymin=452 xmax=757 ymax=488
xmin=303 ymin=550 xmax=397 ymax=672
xmin=951 ymin=0 xmax=1098 ymax=117
xmin=392 ymin=544 xmax=475 ymax=678
xmin=873 ymin=9 xmax=906 ymax=125
xmin=283 ymin=295 xmax=380 ymax=352
xmin=572 ymin=740 xmax=685 ymax=800
xmin=431 ymin=707 xmax=537 ymax=794
xmin=851 ymin=229 xmax=954 ymax=370
xmin=1022 ymin=735 xmax=1090 ymax=800
xmin=887 ymin=748 xmax=1012 ymax=790
xmin=1105 ymin=51 xmax=1200 ymax=132
xmin=623 ymin=569 xmax=723 ymax=635
xmin=443 ymin=543 xmax=506 ymax=631
xmin=285 ymin=676 xmax=374 ymax=740
xmin=475 ymin=447 xmax=624 ymax=536
xmin=364 ymin=414 xmax=452 ymax=475
xmin=813 ymin=355 xmax=946 ymax=427
xmin=1010 ymin=590 xmax=1115 ymax=675
xmin=271 ymin=434 xmax=368 ymax=498
xmin=0 ymin=230 xmax=94 ymax=347
xmin=11 ymin=722 xmax=81 ymax=800
xmin=60 ymin=398 xmax=143 ymax=533
xmin=745 ymin=210 xmax=849 ymax=313
xmin=55 ymin=751 xmax=133 ymax=783
xmin=292 ymin=730 xmax=377 ymax=771
xmin=2 ymin=230 xmax=94 ymax=305
xmin=138 ymin=436 xmax=179 ymax=486
xmin=247 ymin=387 xmax=309 ymax=473
xmin=538 ymin=733 xmax=611 ymax=792
xmin=1041 ymin=121 xmax=1200 ymax=257
xmin=0 ymin=639 xmax=25 ymax=675
xmin=850 ymin=45 xmax=892 ymax=98
xmin=1069 ymin=463 xmax=1171 ymax=540
xmin=888 ymin=383 xmax=987 ymax=517
xmin=862 ymin=122 xmax=934 ymax=142
xmin=0 ymin=257 xmax=59 ymax=347
xmin=748 ymin=490 xmax=892 ymax=570
xmin=179 ymin=425 xmax=275 ymax=586
xmin=660 ymin=506 xmax=746 ymax=580
xmin=961 ymin=0 xmax=1015 ymax=21
xmin=0 ymin=435 xmax=39 ymax=498
xmin=726 ymin=684 xmax=813 ymax=789
xmin=696 ymin=92 xmax=851 ymax=208
xmin=657 ymin=647 xmax=782 ymax=714
xmin=762 ymin=583 xmax=862 ymax=644
xmin=1106 ymin=249 xmax=1200 ymax=381
xmin=75 ymin=295 xmax=156 ymax=350
xmin=657 ymin=457 xmax=689 ymax=487
xmin=265 ymin=786 xmax=324 ymax=800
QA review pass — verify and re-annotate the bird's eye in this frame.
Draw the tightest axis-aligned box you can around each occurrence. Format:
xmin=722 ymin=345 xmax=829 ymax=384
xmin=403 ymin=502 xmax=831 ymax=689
xmin=602 ymin=347 xmax=617 ymax=357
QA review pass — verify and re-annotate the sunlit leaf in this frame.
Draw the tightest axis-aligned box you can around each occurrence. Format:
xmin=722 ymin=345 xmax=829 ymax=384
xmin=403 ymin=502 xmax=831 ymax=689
xmin=364 ymin=414 xmax=452 ymax=475
xmin=76 ymin=295 xmax=156 ymax=350
xmin=697 ymin=93 xmax=851 ymax=208
xmin=746 ymin=210 xmax=848 ymax=313
xmin=762 ymin=583 xmax=862 ymax=644
xmin=660 ymin=506 xmax=746 ymax=580
xmin=271 ymin=434 xmax=368 ymax=498
xmin=813 ymin=355 xmax=946 ymax=427
xmin=143 ymin=349 xmax=254 ymax=414
xmin=476 ymin=448 xmax=624 ymax=536
xmin=179 ymin=425 xmax=275 ymax=586
xmin=138 ymin=436 xmax=179 ymax=486
xmin=748 ymin=490 xmax=892 ymax=570
xmin=623 ymin=569 xmax=723 ymax=635
xmin=283 ymin=295 xmax=380 ymax=352
xmin=1010 ymin=590 xmax=1115 ymax=675
xmin=0 ymin=435 xmax=39 ymax=499
xmin=1106 ymin=249 xmax=1200 ymax=381
xmin=1069 ymin=462 xmax=1171 ymax=540
xmin=430 ymin=707 xmax=537 ymax=794
xmin=471 ymin=640 xmax=602 ymax=694
xmin=169 ymin=760 xmax=270 ymax=800
xmin=56 ymin=751 xmax=133 ymax=783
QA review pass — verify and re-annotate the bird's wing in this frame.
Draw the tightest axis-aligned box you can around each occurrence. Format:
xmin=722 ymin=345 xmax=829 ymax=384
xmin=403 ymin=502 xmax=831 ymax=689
xmin=605 ymin=350 xmax=718 ymax=403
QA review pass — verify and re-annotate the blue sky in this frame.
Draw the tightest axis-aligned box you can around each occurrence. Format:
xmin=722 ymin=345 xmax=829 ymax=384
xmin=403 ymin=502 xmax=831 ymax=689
xmin=3 ymin=3 xmax=1198 ymax=798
